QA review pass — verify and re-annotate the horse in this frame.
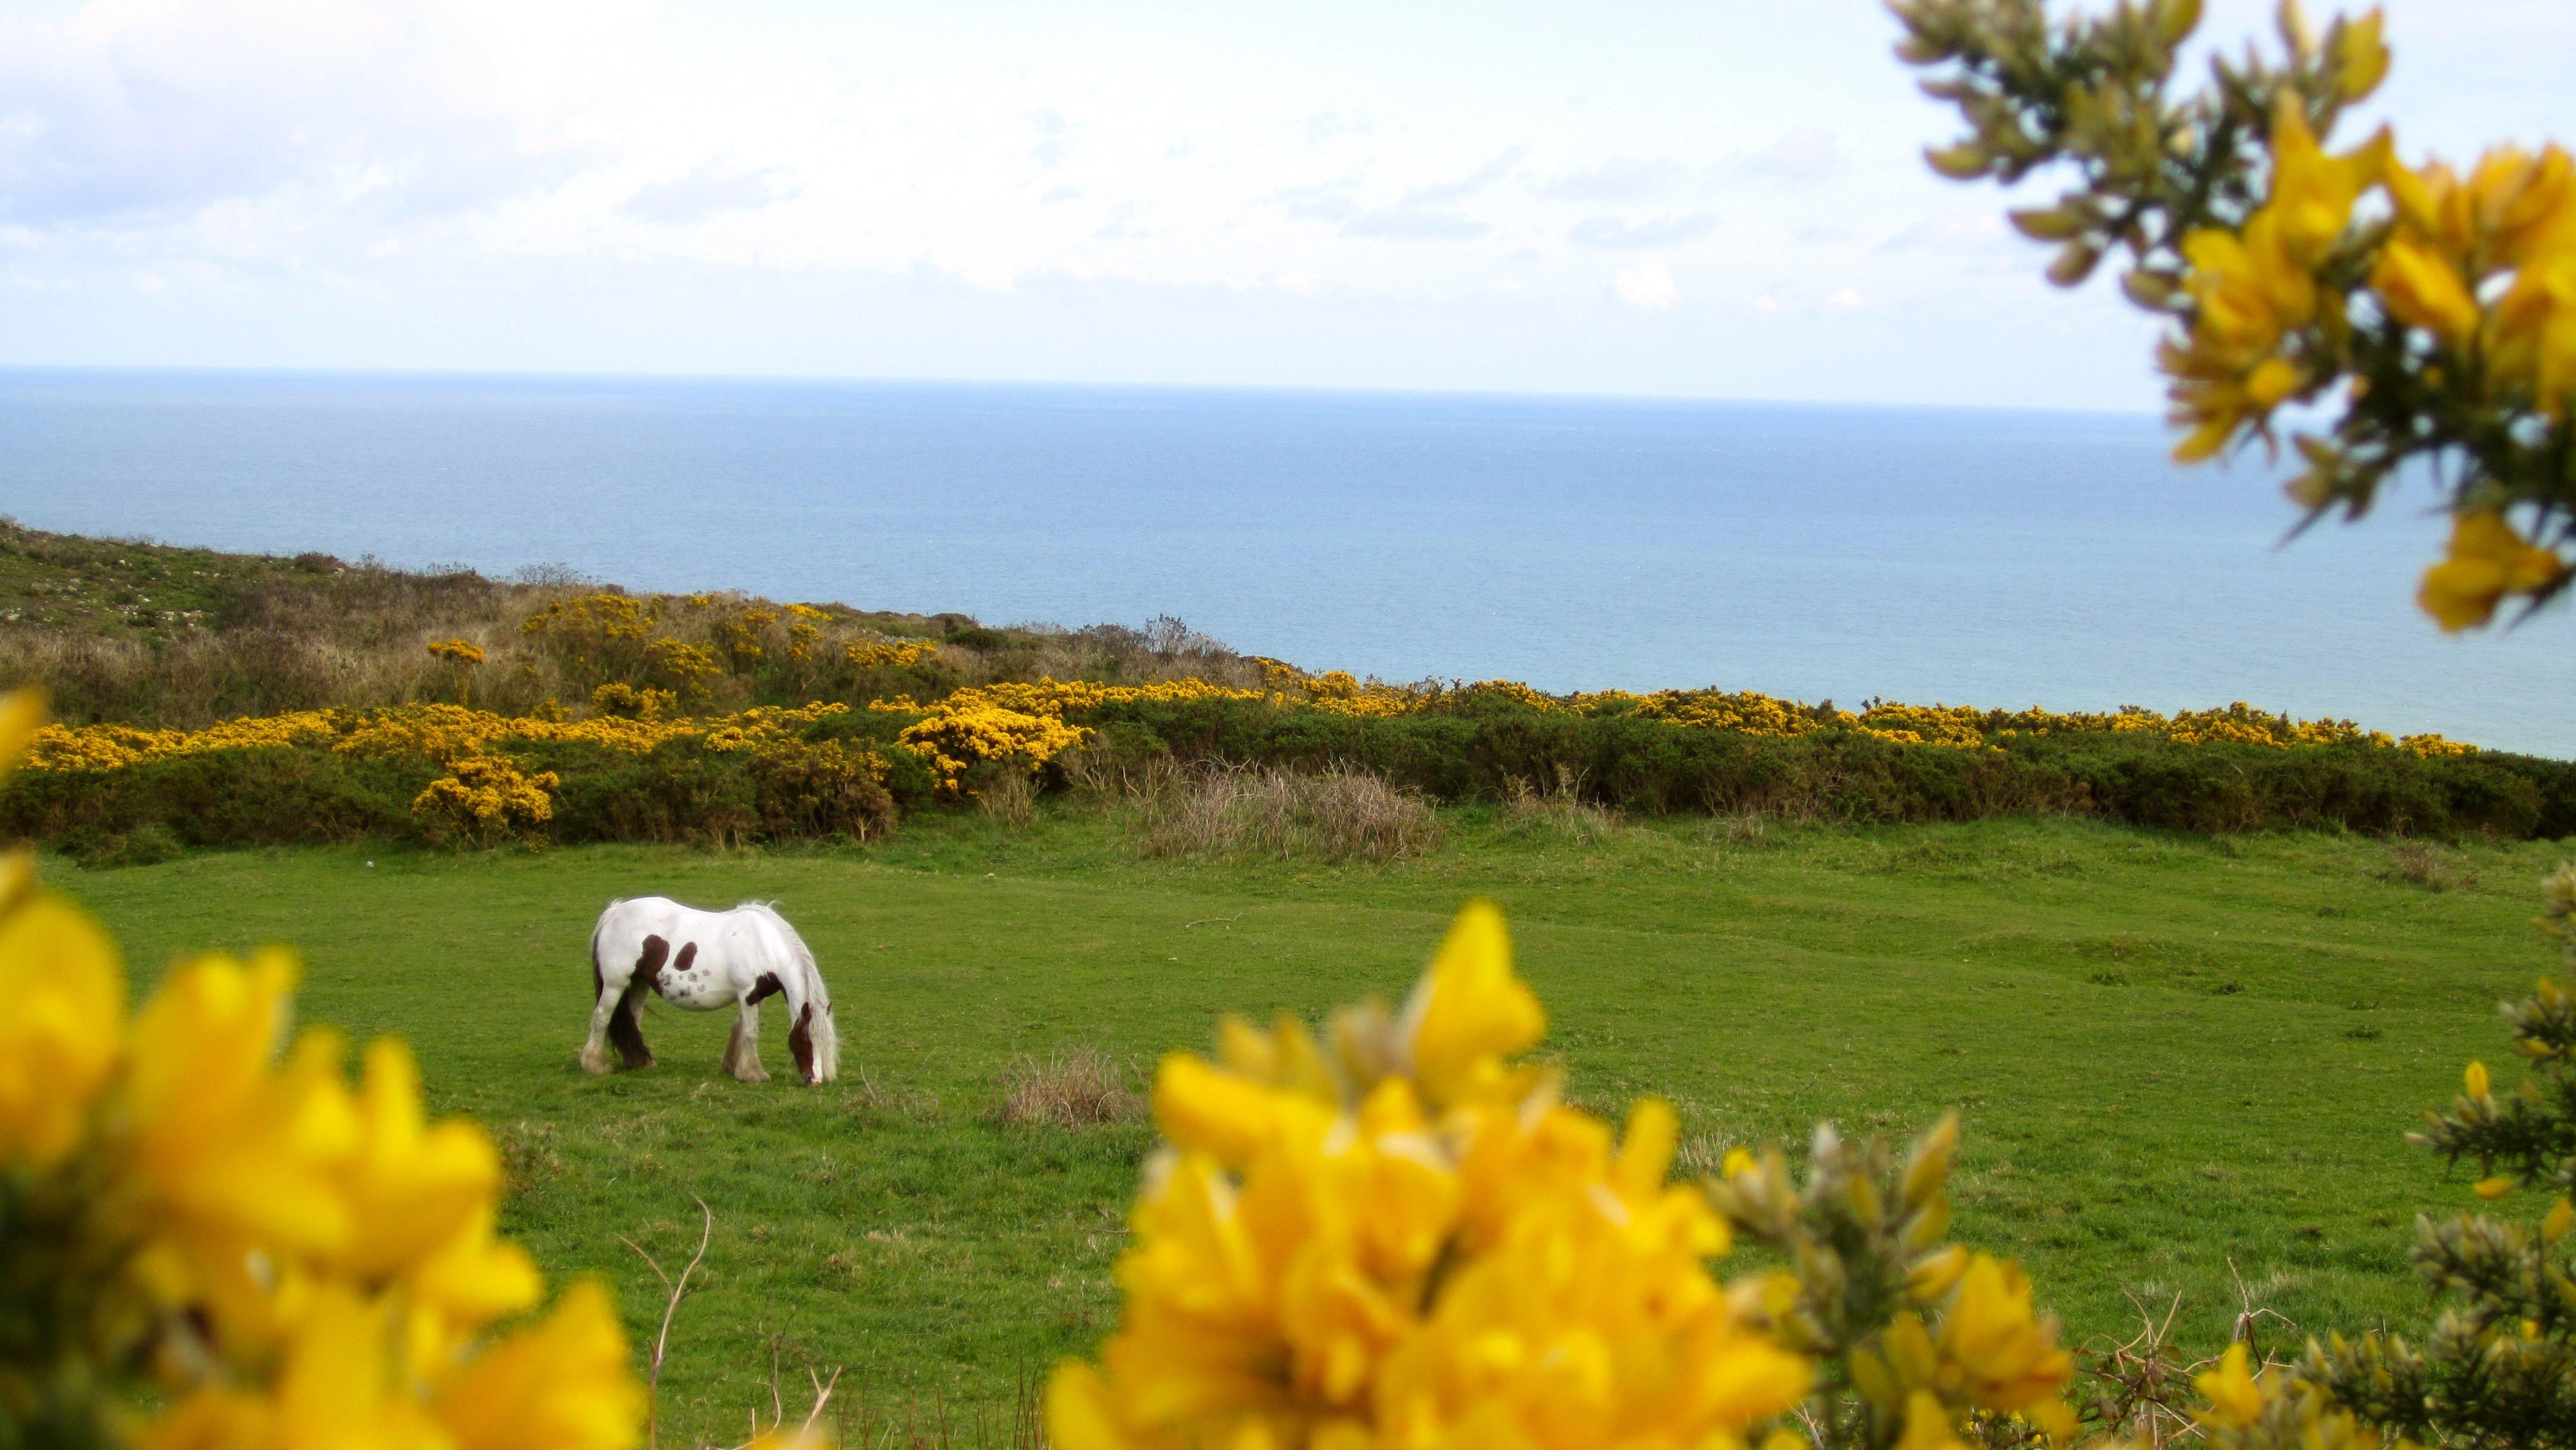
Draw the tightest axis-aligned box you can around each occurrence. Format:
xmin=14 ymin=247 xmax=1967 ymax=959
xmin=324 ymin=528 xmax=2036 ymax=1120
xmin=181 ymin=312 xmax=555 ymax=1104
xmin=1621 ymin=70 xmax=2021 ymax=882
xmin=580 ymin=897 xmax=840 ymax=1085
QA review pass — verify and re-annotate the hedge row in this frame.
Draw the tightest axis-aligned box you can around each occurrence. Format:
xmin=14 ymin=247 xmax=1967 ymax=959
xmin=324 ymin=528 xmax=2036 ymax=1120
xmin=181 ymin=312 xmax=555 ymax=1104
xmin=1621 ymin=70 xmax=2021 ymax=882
xmin=10 ymin=695 xmax=2570 ymax=862
xmin=1070 ymin=696 xmax=2576 ymax=839
xmin=2 ymin=730 xmax=920 ymax=863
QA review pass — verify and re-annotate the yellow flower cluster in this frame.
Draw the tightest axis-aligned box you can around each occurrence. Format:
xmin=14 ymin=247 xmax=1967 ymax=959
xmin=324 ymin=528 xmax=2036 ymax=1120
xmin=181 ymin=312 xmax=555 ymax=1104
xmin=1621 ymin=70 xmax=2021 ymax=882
xmin=425 ymin=639 xmax=487 ymax=667
xmin=0 ymin=690 xmax=641 ymax=1450
xmin=1562 ymin=689 xmax=2469 ymax=758
xmin=28 ymin=713 xmax=348 ymax=772
xmin=1290 ymin=670 xmax=1420 ymax=718
xmin=2155 ymin=89 xmax=2576 ymax=628
xmin=644 ymin=637 xmax=724 ymax=695
xmin=1047 ymin=902 xmax=1813 ymax=1450
xmin=30 ymin=702 xmax=856 ymax=773
xmin=884 ymin=677 xmax=1271 ymax=718
xmin=2186 ymin=1343 xmax=2385 ymax=1450
xmin=412 ymin=756 xmax=562 ymax=847
xmin=1838 ymin=1256 xmax=2077 ymax=1448
xmin=895 ymin=706 xmax=1089 ymax=796
xmin=2418 ymin=512 xmax=2567 ymax=633
xmin=846 ymin=640 xmax=943 ymax=670
xmin=519 ymin=593 xmax=654 ymax=645
xmin=2163 ymin=100 xmax=2391 ymax=463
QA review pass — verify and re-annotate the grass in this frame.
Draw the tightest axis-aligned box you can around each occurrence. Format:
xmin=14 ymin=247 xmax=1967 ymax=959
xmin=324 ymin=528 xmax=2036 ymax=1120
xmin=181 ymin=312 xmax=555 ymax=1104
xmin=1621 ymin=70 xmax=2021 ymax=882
xmin=51 ymin=805 xmax=2575 ymax=1445
xmin=0 ymin=520 xmax=335 ymax=637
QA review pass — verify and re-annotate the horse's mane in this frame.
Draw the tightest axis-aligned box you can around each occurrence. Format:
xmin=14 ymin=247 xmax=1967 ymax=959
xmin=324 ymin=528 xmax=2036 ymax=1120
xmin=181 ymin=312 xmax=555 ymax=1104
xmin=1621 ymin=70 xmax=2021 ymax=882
xmin=733 ymin=900 xmax=828 ymax=1006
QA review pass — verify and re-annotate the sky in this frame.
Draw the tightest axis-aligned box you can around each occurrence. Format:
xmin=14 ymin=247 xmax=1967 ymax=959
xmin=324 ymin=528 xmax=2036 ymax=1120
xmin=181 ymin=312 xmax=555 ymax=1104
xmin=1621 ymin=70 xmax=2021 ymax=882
xmin=0 ymin=0 xmax=2571 ymax=408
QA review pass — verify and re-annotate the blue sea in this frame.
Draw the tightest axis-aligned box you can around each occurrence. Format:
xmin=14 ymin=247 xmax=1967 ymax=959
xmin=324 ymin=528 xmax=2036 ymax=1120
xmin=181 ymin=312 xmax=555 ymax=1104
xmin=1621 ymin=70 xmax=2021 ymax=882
xmin=3 ymin=368 xmax=2568 ymax=757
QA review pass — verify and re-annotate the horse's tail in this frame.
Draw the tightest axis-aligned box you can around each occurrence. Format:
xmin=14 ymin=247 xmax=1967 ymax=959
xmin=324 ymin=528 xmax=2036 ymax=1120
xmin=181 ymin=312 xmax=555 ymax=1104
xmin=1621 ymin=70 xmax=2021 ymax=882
xmin=741 ymin=900 xmax=837 ymax=1082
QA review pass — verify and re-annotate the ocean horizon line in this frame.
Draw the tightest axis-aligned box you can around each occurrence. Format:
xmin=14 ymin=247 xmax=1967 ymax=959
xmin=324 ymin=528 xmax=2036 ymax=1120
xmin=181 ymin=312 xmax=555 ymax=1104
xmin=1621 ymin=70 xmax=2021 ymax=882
xmin=0 ymin=361 xmax=2170 ymax=423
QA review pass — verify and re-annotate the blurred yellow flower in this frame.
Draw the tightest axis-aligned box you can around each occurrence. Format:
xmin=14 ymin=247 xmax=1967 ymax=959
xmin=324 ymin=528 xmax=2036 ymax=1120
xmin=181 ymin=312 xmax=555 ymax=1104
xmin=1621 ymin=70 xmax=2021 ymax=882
xmin=432 ymin=1281 xmax=643 ymax=1450
xmin=2371 ymin=237 xmax=2481 ymax=348
xmin=2165 ymin=104 xmax=2386 ymax=463
xmin=122 ymin=952 xmax=360 ymax=1341
xmin=2193 ymin=1341 xmax=2264 ymax=1427
xmin=0 ymin=891 xmax=125 ymax=1169
xmin=1398 ymin=901 xmax=1544 ymax=1107
xmin=1935 ymin=1255 xmax=2073 ymax=1413
xmin=333 ymin=1039 xmax=507 ymax=1283
xmin=143 ymin=1286 xmax=446 ymax=1450
xmin=1893 ymin=1390 xmax=1971 ymax=1450
xmin=2417 ymin=512 xmax=2566 ymax=630
xmin=0 ymin=688 xmax=46 ymax=773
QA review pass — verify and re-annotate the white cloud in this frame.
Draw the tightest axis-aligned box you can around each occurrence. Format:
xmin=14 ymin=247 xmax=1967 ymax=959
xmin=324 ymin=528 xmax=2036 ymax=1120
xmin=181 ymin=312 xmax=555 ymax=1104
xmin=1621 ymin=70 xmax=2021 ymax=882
xmin=1614 ymin=262 xmax=1679 ymax=312
xmin=1827 ymin=286 xmax=1863 ymax=309
xmin=0 ymin=0 xmax=593 ymax=229
xmin=620 ymin=157 xmax=796 ymax=224
xmin=1733 ymin=128 xmax=1841 ymax=184
xmin=1570 ymin=212 xmax=1718 ymax=249
xmin=1540 ymin=156 xmax=1687 ymax=204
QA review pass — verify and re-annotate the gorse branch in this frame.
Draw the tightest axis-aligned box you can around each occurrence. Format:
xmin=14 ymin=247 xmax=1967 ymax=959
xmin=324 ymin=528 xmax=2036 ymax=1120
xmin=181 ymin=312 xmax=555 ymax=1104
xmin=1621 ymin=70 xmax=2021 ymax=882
xmin=1899 ymin=0 xmax=2576 ymax=633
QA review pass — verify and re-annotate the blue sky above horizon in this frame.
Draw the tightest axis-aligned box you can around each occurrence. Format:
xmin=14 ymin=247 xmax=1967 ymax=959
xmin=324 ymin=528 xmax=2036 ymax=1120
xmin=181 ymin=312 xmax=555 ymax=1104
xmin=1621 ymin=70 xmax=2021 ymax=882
xmin=1 ymin=0 xmax=2569 ymax=410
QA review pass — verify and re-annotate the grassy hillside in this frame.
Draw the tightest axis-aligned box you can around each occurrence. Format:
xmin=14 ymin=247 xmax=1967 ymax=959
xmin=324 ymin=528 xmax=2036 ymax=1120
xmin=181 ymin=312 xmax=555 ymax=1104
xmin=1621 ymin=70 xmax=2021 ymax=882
xmin=0 ymin=520 xmax=1243 ymax=728
xmin=53 ymin=807 xmax=2566 ymax=1445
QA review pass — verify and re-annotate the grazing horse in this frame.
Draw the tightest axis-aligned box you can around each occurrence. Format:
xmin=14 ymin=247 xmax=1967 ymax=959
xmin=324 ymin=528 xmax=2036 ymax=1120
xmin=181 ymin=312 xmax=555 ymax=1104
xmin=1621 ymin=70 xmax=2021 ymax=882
xmin=581 ymin=897 xmax=840 ymax=1084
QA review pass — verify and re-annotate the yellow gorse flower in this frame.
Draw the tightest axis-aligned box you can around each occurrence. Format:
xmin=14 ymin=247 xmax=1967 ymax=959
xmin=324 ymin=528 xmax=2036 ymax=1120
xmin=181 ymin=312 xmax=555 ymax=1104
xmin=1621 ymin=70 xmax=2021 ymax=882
xmin=1048 ymin=900 xmax=1811 ymax=1450
xmin=2194 ymin=1341 xmax=2265 ymax=1428
xmin=1933 ymin=1255 xmax=2073 ymax=1414
xmin=1398 ymin=904 xmax=1544 ymax=1108
xmin=2165 ymin=103 xmax=2387 ymax=463
xmin=0 ymin=890 xmax=125 ymax=1169
xmin=2417 ymin=511 xmax=2566 ymax=631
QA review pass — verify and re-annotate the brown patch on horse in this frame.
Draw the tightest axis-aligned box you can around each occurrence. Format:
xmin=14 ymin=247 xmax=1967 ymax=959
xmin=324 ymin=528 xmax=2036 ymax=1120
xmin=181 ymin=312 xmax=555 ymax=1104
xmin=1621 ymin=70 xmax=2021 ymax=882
xmin=789 ymin=1003 xmax=817 ymax=1083
xmin=666 ymin=941 xmax=698 ymax=990
xmin=610 ymin=935 xmax=668 ymax=1069
xmin=745 ymin=971 xmax=784 ymax=1006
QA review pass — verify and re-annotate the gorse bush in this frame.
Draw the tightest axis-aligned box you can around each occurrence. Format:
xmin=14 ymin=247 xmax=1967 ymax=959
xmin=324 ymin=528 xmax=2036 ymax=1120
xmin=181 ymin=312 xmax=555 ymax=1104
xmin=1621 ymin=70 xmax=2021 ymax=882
xmin=0 ymin=704 xmax=900 ymax=853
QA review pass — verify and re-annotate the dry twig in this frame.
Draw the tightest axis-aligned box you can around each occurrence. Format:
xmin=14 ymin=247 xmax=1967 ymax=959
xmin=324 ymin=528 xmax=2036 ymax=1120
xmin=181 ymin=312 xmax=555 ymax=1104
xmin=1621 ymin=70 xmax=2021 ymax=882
xmin=618 ymin=1196 xmax=715 ymax=1450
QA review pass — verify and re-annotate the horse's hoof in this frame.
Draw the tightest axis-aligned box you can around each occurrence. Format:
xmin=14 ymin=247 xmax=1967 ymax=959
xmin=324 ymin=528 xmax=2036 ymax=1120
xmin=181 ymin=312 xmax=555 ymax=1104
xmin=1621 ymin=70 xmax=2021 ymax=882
xmin=579 ymin=1046 xmax=611 ymax=1076
xmin=734 ymin=1066 xmax=771 ymax=1084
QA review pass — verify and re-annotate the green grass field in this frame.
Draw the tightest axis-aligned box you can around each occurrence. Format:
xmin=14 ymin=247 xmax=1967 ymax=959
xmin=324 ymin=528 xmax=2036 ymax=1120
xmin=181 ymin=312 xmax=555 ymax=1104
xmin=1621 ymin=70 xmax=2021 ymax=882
xmin=49 ymin=807 xmax=2572 ymax=1446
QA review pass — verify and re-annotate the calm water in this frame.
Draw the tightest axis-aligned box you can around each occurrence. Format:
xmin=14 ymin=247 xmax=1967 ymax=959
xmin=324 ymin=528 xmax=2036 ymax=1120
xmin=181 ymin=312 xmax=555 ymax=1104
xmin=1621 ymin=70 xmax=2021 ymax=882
xmin=4 ymin=368 xmax=2569 ymax=756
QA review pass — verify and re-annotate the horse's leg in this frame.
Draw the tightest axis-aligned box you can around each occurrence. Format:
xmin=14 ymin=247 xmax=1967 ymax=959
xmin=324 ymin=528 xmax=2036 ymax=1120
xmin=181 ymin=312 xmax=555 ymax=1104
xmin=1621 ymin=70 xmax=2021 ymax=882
xmin=579 ymin=981 xmax=621 ymax=1075
xmin=609 ymin=935 xmax=668 ymax=1070
xmin=726 ymin=993 xmax=770 ymax=1083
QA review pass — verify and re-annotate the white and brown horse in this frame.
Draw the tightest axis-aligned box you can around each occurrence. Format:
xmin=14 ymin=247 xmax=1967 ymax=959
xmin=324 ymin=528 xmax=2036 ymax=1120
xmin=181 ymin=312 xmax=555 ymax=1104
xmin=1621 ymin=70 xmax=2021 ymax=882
xmin=581 ymin=898 xmax=840 ymax=1084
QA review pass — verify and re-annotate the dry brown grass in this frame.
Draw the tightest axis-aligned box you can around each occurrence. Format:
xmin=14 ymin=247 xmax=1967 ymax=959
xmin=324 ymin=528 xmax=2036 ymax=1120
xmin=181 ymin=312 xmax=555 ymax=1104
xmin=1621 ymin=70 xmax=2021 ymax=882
xmin=976 ymin=770 xmax=1040 ymax=829
xmin=1127 ymin=762 xmax=1441 ymax=863
xmin=1503 ymin=766 xmax=1625 ymax=844
xmin=997 ymin=1046 xmax=1140 ymax=1129
xmin=2377 ymin=839 xmax=2479 ymax=891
